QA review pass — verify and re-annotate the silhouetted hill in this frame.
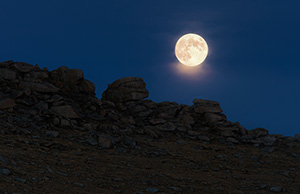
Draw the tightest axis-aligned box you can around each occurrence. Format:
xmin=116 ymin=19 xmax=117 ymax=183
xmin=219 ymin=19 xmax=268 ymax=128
xmin=0 ymin=60 xmax=299 ymax=193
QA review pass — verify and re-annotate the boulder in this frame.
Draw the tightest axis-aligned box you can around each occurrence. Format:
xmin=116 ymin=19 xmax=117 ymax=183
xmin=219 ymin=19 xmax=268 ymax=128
xmin=193 ymin=99 xmax=222 ymax=113
xmin=49 ymin=66 xmax=95 ymax=95
xmin=102 ymin=77 xmax=149 ymax=103
xmin=248 ymin=128 xmax=269 ymax=138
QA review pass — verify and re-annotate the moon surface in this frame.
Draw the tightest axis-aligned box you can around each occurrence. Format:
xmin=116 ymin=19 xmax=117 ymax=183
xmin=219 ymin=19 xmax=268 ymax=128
xmin=175 ymin=33 xmax=208 ymax=67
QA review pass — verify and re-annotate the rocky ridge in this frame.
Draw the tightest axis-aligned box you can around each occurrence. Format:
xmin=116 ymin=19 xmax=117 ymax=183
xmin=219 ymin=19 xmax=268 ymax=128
xmin=0 ymin=60 xmax=300 ymax=193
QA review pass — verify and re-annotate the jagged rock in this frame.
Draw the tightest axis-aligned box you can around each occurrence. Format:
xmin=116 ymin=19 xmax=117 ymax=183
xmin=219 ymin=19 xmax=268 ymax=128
xmin=66 ymin=68 xmax=84 ymax=84
xmin=78 ymin=79 xmax=95 ymax=94
xmin=19 ymin=81 xmax=60 ymax=93
xmin=193 ymin=99 xmax=222 ymax=113
xmin=30 ymin=71 xmax=49 ymax=80
xmin=0 ymin=60 xmax=293 ymax=151
xmin=0 ymin=60 xmax=14 ymax=67
xmin=156 ymin=101 xmax=178 ymax=120
xmin=49 ymin=66 xmax=95 ymax=95
xmin=13 ymin=62 xmax=36 ymax=73
xmin=0 ymin=68 xmax=16 ymax=80
xmin=204 ymin=113 xmax=226 ymax=123
xmin=248 ymin=128 xmax=269 ymax=137
xmin=51 ymin=105 xmax=79 ymax=119
xmin=102 ymin=77 xmax=149 ymax=103
xmin=235 ymin=122 xmax=247 ymax=136
xmin=0 ymin=98 xmax=15 ymax=110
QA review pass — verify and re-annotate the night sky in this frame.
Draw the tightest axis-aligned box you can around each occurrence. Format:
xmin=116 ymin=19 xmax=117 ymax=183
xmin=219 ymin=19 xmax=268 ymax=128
xmin=1 ymin=1 xmax=300 ymax=136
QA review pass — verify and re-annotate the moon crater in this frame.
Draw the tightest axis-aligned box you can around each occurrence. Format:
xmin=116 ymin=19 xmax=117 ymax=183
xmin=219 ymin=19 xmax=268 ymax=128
xmin=175 ymin=33 xmax=208 ymax=67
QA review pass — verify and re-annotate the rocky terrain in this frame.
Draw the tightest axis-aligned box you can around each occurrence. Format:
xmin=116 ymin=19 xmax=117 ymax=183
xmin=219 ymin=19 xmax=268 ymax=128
xmin=0 ymin=60 xmax=299 ymax=194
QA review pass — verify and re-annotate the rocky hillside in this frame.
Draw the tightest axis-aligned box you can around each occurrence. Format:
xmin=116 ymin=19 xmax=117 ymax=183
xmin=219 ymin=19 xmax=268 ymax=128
xmin=0 ymin=60 xmax=299 ymax=193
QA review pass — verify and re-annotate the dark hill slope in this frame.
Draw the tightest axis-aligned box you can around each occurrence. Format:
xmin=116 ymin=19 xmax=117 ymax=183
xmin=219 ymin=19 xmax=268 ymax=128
xmin=0 ymin=61 xmax=299 ymax=193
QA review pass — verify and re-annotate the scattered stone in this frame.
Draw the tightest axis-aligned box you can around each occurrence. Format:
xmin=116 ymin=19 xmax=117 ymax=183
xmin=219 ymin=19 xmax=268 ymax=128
xmin=56 ymin=171 xmax=68 ymax=176
xmin=168 ymin=186 xmax=182 ymax=192
xmin=14 ymin=177 xmax=27 ymax=183
xmin=260 ymin=184 xmax=268 ymax=189
xmin=145 ymin=187 xmax=159 ymax=193
xmin=46 ymin=130 xmax=59 ymax=138
xmin=86 ymin=137 xmax=98 ymax=146
xmin=270 ymin=186 xmax=282 ymax=192
xmin=290 ymin=153 xmax=300 ymax=158
xmin=0 ymin=167 xmax=11 ymax=175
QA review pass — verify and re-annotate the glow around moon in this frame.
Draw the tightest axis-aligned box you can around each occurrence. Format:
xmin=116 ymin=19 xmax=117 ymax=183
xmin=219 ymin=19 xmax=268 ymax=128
xmin=175 ymin=33 xmax=208 ymax=67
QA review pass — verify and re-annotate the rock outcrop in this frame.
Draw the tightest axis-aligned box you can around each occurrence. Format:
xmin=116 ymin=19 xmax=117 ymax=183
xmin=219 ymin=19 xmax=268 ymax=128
xmin=102 ymin=77 xmax=148 ymax=102
xmin=1 ymin=60 xmax=300 ymax=193
xmin=0 ymin=60 xmax=299 ymax=150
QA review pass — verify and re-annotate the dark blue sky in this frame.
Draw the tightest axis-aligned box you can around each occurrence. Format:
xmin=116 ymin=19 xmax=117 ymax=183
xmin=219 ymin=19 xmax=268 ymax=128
xmin=1 ymin=1 xmax=300 ymax=136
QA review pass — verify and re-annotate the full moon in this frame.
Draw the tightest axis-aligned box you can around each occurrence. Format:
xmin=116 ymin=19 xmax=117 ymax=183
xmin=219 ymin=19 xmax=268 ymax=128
xmin=175 ymin=33 xmax=208 ymax=67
